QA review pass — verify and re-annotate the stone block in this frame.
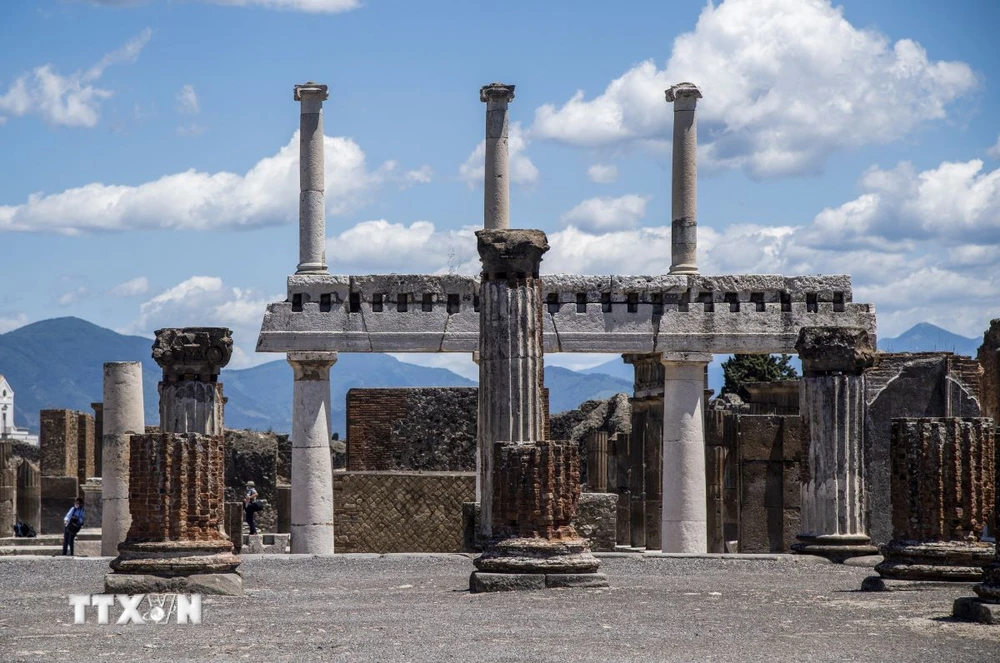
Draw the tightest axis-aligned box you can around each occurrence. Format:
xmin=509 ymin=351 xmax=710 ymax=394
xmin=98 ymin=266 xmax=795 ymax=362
xmin=40 ymin=475 xmax=78 ymax=534
xmin=81 ymin=479 xmax=102 ymax=529
xmin=574 ymin=493 xmax=617 ymax=552
xmin=276 ymin=484 xmax=290 ymax=534
xmin=953 ymin=597 xmax=1000 ymax=625
xmin=39 ymin=410 xmax=79 ymax=478
xmin=225 ymin=502 xmax=243 ymax=552
xmin=544 ymin=573 xmax=609 ymax=589
xmin=739 ymin=416 xmax=783 ymax=461
xmin=469 ymin=572 xmax=545 ymax=593
xmin=76 ymin=412 xmax=95 ymax=487
xmin=104 ymin=572 xmax=243 ymax=597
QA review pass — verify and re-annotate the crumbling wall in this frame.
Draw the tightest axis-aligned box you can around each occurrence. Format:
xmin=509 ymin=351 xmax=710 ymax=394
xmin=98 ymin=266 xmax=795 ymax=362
xmin=224 ymin=429 xmax=288 ymax=534
xmin=346 ymin=388 xmax=477 ymax=472
xmin=979 ymin=320 xmax=1000 ymax=425
xmin=549 ymin=393 xmax=631 ymax=486
xmin=865 ymin=353 xmax=982 ymax=545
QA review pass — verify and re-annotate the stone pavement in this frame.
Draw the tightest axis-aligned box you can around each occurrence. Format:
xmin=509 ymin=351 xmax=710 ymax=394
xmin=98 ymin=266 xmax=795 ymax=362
xmin=1 ymin=555 xmax=998 ymax=662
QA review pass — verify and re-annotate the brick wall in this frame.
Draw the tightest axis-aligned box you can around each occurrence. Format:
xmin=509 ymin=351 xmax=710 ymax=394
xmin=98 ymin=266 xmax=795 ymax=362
xmin=76 ymin=412 xmax=95 ymax=486
xmin=40 ymin=409 xmax=79 ymax=478
xmin=333 ymin=471 xmax=475 ymax=553
xmin=346 ymin=388 xmax=477 ymax=472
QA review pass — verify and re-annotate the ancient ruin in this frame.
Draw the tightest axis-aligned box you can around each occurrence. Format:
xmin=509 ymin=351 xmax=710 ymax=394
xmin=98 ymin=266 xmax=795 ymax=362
xmin=257 ymin=80 xmax=878 ymax=561
xmin=106 ymin=328 xmax=241 ymax=596
xmin=867 ymin=418 xmax=994 ymax=585
xmin=101 ymin=361 xmax=144 ymax=556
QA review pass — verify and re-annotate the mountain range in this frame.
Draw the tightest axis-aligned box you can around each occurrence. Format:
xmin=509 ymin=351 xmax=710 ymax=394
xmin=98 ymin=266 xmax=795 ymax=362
xmin=0 ymin=317 xmax=631 ymax=434
xmin=0 ymin=318 xmax=983 ymax=434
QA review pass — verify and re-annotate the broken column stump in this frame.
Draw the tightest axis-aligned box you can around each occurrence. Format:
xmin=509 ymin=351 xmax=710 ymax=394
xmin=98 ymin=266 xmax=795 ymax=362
xmin=469 ymin=227 xmax=606 ymax=592
xmin=866 ymin=419 xmax=994 ymax=589
xmin=106 ymin=327 xmax=241 ymax=596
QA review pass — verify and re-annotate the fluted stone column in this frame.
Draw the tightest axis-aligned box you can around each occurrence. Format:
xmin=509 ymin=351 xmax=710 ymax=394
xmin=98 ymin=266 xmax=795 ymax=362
xmin=480 ymin=83 xmax=515 ymax=231
xmin=101 ymin=361 xmax=144 ymax=556
xmin=287 ymin=351 xmax=337 ymax=554
xmin=295 ymin=82 xmax=329 ymax=275
xmin=792 ymin=327 xmax=879 ymax=562
xmin=868 ymin=418 xmax=994 ymax=584
xmin=471 ymin=229 xmax=606 ymax=592
xmin=107 ymin=328 xmax=240 ymax=596
xmin=661 ymin=352 xmax=711 ymax=552
xmin=624 ymin=353 xmax=665 ymax=549
xmin=666 ymin=82 xmax=702 ymax=276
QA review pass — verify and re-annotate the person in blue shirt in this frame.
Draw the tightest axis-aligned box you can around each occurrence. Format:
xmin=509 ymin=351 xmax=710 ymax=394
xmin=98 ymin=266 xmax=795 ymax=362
xmin=62 ymin=497 xmax=85 ymax=556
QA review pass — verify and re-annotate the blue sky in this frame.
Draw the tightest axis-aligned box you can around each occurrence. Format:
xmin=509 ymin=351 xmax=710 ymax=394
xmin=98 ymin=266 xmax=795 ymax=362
xmin=0 ymin=0 xmax=997 ymax=379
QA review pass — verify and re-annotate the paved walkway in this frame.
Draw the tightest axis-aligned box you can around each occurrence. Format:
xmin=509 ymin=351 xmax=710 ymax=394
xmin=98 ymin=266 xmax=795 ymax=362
xmin=1 ymin=555 xmax=997 ymax=662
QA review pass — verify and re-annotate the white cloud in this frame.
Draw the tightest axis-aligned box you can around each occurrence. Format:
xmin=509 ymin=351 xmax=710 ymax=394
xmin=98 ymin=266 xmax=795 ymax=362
xmin=0 ymin=29 xmax=151 ymax=128
xmin=176 ymin=84 xmax=199 ymax=115
xmin=176 ymin=123 xmax=207 ymax=137
xmin=124 ymin=276 xmax=281 ymax=368
xmin=404 ymin=165 xmax=433 ymax=185
xmin=988 ymin=135 xmax=1000 ymax=159
xmin=560 ymin=194 xmax=650 ymax=233
xmin=326 ymin=220 xmax=479 ymax=274
xmin=459 ymin=121 xmax=539 ymax=187
xmin=587 ymin=164 xmax=618 ymax=184
xmin=0 ymin=132 xmax=396 ymax=233
xmin=108 ymin=276 xmax=149 ymax=297
xmin=0 ymin=313 xmax=28 ymax=334
xmin=531 ymin=0 xmax=977 ymax=178
xmin=58 ymin=287 xmax=88 ymax=307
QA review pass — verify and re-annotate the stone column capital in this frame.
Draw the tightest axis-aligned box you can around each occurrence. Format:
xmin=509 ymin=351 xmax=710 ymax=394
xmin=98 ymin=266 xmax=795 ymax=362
xmin=287 ymin=351 xmax=338 ymax=381
xmin=480 ymin=82 xmax=515 ymax=104
xmin=152 ymin=327 xmax=233 ymax=382
xmin=294 ymin=82 xmax=329 ymax=102
xmin=476 ymin=229 xmax=549 ymax=279
xmin=795 ymin=327 xmax=876 ymax=376
xmin=666 ymin=82 xmax=702 ymax=111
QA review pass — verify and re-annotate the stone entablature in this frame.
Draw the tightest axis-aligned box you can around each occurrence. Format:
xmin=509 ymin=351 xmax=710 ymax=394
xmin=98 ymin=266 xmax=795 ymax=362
xmin=258 ymin=273 xmax=875 ymax=354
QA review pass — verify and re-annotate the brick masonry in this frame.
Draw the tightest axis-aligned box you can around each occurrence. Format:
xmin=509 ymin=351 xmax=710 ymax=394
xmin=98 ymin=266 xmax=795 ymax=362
xmin=126 ymin=433 xmax=225 ymax=543
xmin=333 ymin=471 xmax=474 ymax=553
xmin=979 ymin=321 xmax=1000 ymax=426
xmin=491 ymin=440 xmax=580 ymax=540
xmin=40 ymin=409 xmax=79 ymax=478
xmin=76 ymin=412 xmax=95 ymax=486
xmin=346 ymin=388 xmax=478 ymax=472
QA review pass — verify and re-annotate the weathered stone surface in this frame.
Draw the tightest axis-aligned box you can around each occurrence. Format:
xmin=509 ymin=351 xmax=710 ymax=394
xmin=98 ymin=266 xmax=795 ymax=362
xmin=665 ymin=82 xmax=702 ymax=275
xmin=544 ymin=573 xmax=610 ymax=589
xmin=575 ymin=493 xmax=618 ymax=552
xmin=865 ymin=353 xmax=983 ymax=544
xmin=333 ymin=471 xmax=474 ymax=553
xmin=490 ymin=440 xmax=579 ymax=541
xmin=80 ymin=478 xmax=102 ymax=530
xmin=550 ymin=394 xmax=631 ymax=488
xmin=102 ymin=361 xmax=144 ymax=556
xmin=953 ymin=597 xmax=1000 ymax=625
xmin=104 ymin=571 xmax=244 ymax=597
xmin=477 ymin=229 xmax=548 ymax=279
xmin=39 ymin=410 xmax=78 ymax=478
xmin=480 ymin=82 xmax=515 ymax=231
xmin=978 ymin=319 xmax=1000 ymax=425
xmin=226 ymin=502 xmax=243 ymax=552
xmin=152 ymin=327 xmax=233 ymax=381
xmin=244 ymin=533 xmax=289 ymax=554
xmin=225 ymin=428 xmax=282 ymax=533
xmin=876 ymin=541 xmax=994 ymax=581
xmin=346 ymin=388 xmax=476 ymax=472
xmin=469 ymin=571 xmax=544 ymax=593
xmin=40 ymin=475 xmax=77 ymax=534
xmin=796 ymin=327 xmax=876 ymax=376
xmin=294 ymin=82 xmax=329 ymax=274
xmin=15 ymin=460 xmax=39 ymax=532
xmin=474 ymin=537 xmax=601 ymax=574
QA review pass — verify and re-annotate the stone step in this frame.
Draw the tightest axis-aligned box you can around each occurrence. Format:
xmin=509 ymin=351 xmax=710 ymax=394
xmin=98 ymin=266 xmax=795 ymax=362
xmin=0 ymin=546 xmax=64 ymax=556
xmin=0 ymin=529 xmax=101 ymax=547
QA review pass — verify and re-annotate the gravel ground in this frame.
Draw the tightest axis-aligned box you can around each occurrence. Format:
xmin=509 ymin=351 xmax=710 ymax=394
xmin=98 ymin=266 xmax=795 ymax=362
xmin=0 ymin=554 xmax=997 ymax=662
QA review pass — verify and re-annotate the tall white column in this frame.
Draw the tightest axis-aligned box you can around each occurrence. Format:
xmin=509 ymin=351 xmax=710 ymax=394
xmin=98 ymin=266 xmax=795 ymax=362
xmin=101 ymin=361 xmax=144 ymax=557
xmin=480 ymin=83 xmax=516 ymax=231
xmin=660 ymin=352 xmax=711 ymax=553
xmin=288 ymin=351 xmax=337 ymax=554
xmin=294 ymin=82 xmax=329 ymax=275
xmin=665 ymin=82 xmax=702 ymax=276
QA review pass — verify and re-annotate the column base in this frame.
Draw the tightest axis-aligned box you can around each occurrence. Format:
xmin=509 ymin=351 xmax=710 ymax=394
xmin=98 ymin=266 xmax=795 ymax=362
xmin=953 ymin=597 xmax=1000 ymax=625
xmin=973 ymin=562 xmax=1000 ymax=602
xmin=110 ymin=539 xmax=240 ymax=575
xmin=875 ymin=540 xmax=994 ymax=582
xmin=791 ymin=534 xmax=878 ymax=563
xmin=290 ymin=523 xmax=334 ymax=555
xmin=470 ymin=571 xmax=609 ymax=593
xmin=104 ymin=572 xmax=243 ymax=596
xmin=295 ymin=263 xmax=327 ymax=274
xmin=474 ymin=537 xmax=601 ymax=574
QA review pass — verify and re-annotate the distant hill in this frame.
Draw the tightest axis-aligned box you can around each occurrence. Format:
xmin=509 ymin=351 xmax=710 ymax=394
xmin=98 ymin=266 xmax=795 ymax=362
xmin=878 ymin=322 xmax=980 ymax=358
xmin=0 ymin=317 xmax=633 ymax=434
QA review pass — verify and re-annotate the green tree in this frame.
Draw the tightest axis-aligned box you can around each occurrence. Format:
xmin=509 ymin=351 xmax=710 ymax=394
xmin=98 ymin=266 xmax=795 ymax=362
xmin=721 ymin=354 xmax=798 ymax=399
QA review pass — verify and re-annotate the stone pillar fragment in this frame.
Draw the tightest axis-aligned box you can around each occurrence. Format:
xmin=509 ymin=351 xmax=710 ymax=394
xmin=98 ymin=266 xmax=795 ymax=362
xmin=629 ymin=430 xmax=646 ymax=549
xmin=873 ymin=418 xmax=994 ymax=582
xmin=276 ymin=483 xmax=291 ymax=534
xmin=625 ymin=353 xmax=664 ymax=549
xmin=288 ymin=351 xmax=337 ymax=554
xmin=792 ymin=328 xmax=879 ymax=561
xmin=665 ymin=82 xmax=702 ymax=275
xmin=101 ymin=361 xmax=144 ymax=556
xmin=16 ymin=460 xmax=40 ymax=532
xmin=0 ymin=441 xmax=15 ymax=535
xmin=480 ymin=83 xmax=516 ymax=231
xmin=81 ymin=478 xmax=103 ymax=529
xmin=91 ymin=402 xmax=104 ymax=477
xmin=471 ymin=229 xmax=606 ymax=591
xmin=585 ymin=430 xmax=609 ymax=492
xmin=294 ymin=82 xmax=329 ymax=275
xmin=39 ymin=409 xmax=79 ymax=533
xmin=107 ymin=328 xmax=240 ymax=596
xmin=76 ymin=412 xmax=95 ymax=486
xmin=661 ymin=352 xmax=711 ymax=553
